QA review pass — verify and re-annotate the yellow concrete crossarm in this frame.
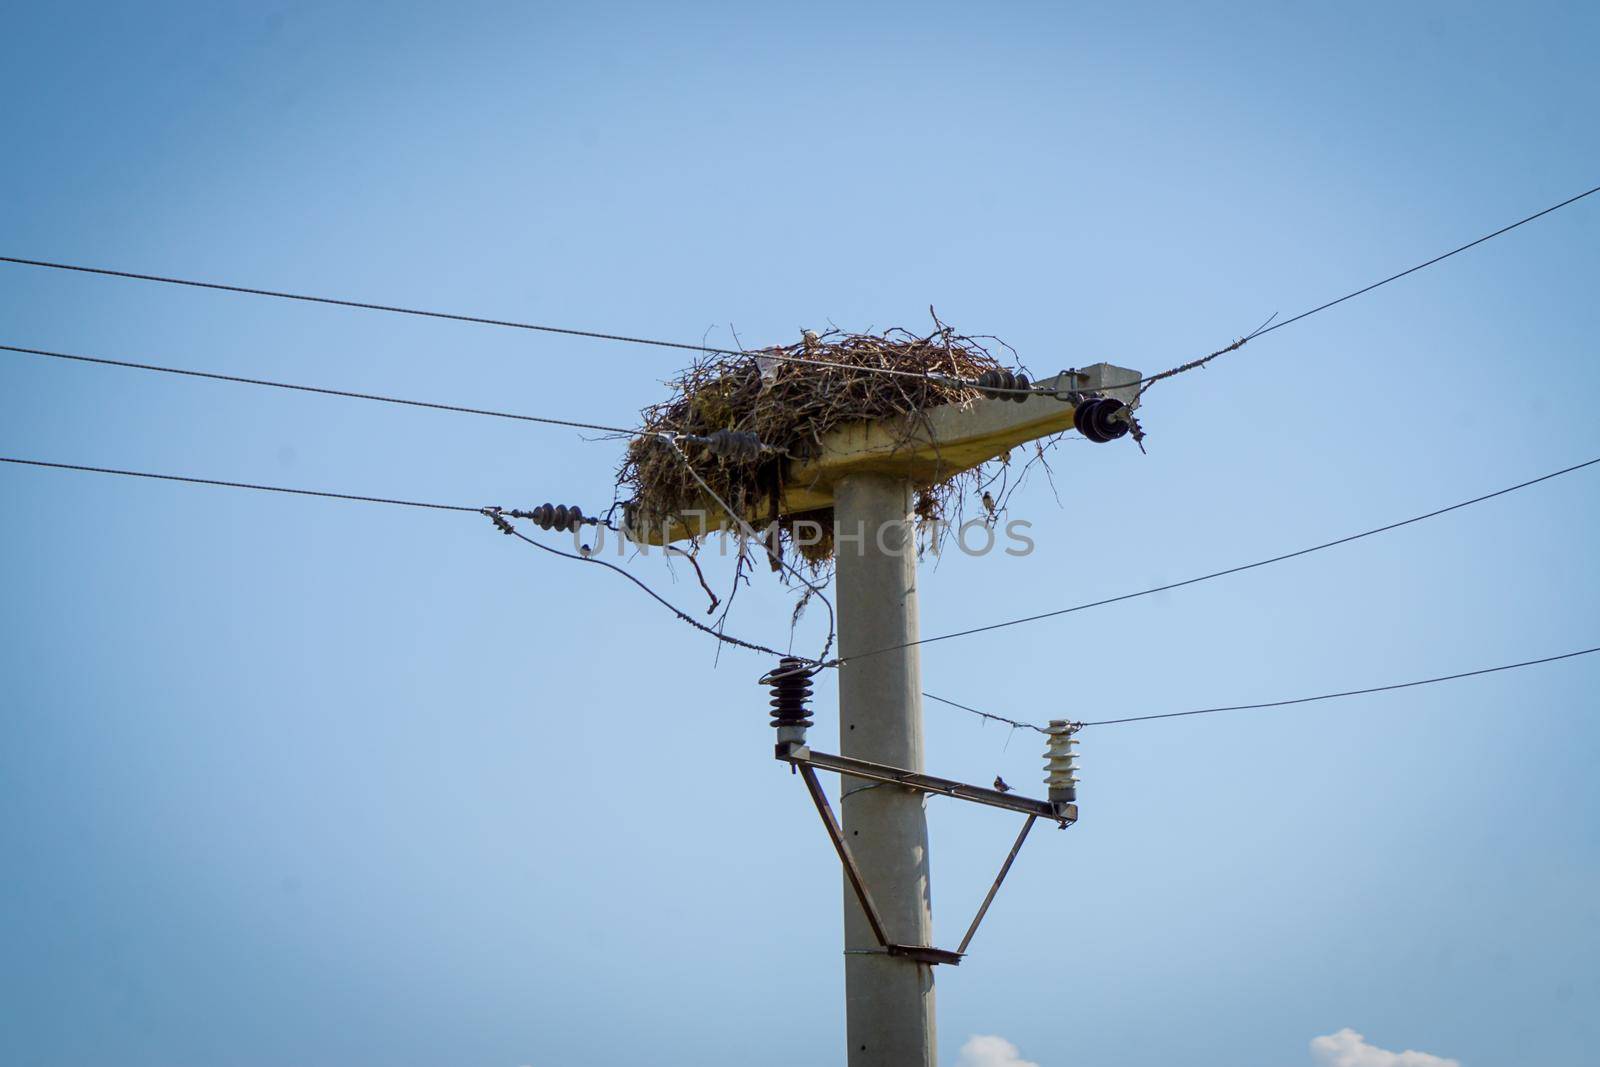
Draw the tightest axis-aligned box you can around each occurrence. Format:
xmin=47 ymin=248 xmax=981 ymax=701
xmin=633 ymin=362 xmax=1140 ymax=545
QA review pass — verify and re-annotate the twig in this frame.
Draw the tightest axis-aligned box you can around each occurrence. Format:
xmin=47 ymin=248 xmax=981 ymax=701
xmin=666 ymin=545 xmax=720 ymax=614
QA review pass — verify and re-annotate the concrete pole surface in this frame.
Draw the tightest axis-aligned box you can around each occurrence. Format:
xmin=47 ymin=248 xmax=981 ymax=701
xmin=833 ymin=473 xmax=936 ymax=1067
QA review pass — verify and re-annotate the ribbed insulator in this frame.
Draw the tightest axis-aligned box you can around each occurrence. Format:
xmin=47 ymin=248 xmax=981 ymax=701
xmin=515 ymin=503 xmax=587 ymax=532
xmin=768 ymin=657 xmax=815 ymax=729
xmin=976 ymin=369 xmax=1033 ymax=403
xmin=1073 ymin=396 xmax=1130 ymax=443
xmin=1044 ymin=719 xmax=1080 ymax=802
xmin=700 ymin=429 xmax=765 ymax=463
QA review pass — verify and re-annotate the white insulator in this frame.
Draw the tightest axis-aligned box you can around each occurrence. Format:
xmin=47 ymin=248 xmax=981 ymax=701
xmin=1044 ymin=719 xmax=1080 ymax=801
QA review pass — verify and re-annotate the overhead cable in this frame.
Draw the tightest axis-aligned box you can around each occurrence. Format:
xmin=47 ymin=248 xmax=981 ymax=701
xmin=7 ymin=182 xmax=1595 ymax=398
xmin=830 ymin=455 xmax=1600 ymax=666
xmin=1 ymin=341 xmax=642 ymax=436
xmin=923 ymin=645 xmax=1600 ymax=732
xmin=1 ymin=453 xmax=790 ymax=660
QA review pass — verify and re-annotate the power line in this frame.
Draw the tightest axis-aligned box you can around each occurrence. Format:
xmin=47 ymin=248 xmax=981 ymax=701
xmin=1 ymin=342 xmax=644 ymax=436
xmin=0 ymin=253 xmax=730 ymax=351
xmin=924 ymin=644 xmax=1600 ymax=733
xmin=1086 ymin=645 xmax=1600 ymax=726
xmin=0 ymin=455 xmax=483 ymax=512
xmin=487 ymin=513 xmax=792 ymax=660
xmin=661 ymin=435 xmax=838 ymax=664
xmin=7 ymin=182 xmax=1595 ymax=400
xmin=922 ymin=692 xmax=1047 ymax=734
xmin=0 ymin=254 xmax=1030 ymax=393
xmin=1136 ymin=181 xmax=1600 ymax=393
xmin=2 ymin=453 xmax=793 ymax=659
xmin=1248 ymin=185 xmax=1600 ymax=341
xmin=829 ymin=455 xmax=1600 ymax=666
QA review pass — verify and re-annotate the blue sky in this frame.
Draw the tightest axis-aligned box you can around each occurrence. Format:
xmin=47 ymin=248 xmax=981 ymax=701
xmin=2 ymin=3 xmax=1597 ymax=1065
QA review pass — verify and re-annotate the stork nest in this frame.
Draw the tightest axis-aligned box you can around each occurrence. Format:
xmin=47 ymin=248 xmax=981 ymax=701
xmin=618 ymin=321 xmax=1041 ymax=569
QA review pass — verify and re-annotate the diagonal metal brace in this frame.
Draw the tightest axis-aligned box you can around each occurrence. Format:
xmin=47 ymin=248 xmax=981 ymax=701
xmin=788 ymin=750 xmax=1058 ymax=965
xmin=796 ymin=763 xmax=892 ymax=948
xmin=795 ymin=763 xmax=964 ymax=965
xmin=957 ymin=814 xmax=1036 ymax=955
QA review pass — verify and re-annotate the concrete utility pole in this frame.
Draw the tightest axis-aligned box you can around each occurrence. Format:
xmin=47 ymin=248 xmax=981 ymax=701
xmin=647 ymin=364 xmax=1140 ymax=1066
xmin=834 ymin=472 xmax=935 ymax=1063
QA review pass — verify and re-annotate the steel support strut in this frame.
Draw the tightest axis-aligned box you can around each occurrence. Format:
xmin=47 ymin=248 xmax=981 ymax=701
xmin=784 ymin=742 xmax=1072 ymax=965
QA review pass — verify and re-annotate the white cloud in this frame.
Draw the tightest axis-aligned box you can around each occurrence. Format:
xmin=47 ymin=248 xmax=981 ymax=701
xmin=952 ymin=1026 xmax=1458 ymax=1067
xmin=1310 ymin=1028 xmax=1460 ymax=1067
xmin=955 ymin=1034 xmax=1040 ymax=1067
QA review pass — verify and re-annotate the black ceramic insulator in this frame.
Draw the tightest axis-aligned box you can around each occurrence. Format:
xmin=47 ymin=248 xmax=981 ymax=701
xmin=768 ymin=657 xmax=815 ymax=728
xmin=703 ymin=429 xmax=763 ymax=463
xmin=977 ymin=369 xmax=1032 ymax=400
xmin=1073 ymin=397 xmax=1131 ymax=443
xmin=519 ymin=503 xmax=588 ymax=531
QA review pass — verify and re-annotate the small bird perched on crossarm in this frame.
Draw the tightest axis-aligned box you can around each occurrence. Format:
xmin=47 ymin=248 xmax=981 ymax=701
xmin=993 ymin=776 xmax=1011 ymax=793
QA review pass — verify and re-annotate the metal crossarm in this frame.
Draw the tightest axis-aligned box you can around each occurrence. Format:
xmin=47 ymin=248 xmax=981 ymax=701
xmin=780 ymin=742 xmax=1074 ymax=964
xmin=777 ymin=741 xmax=1077 ymax=825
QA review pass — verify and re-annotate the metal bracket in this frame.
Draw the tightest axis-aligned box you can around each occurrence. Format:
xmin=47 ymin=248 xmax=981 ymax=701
xmin=778 ymin=742 xmax=1077 ymax=825
xmin=783 ymin=743 xmax=1073 ymax=964
xmin=1040 ymin=363 xmax=1143 ymax=408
